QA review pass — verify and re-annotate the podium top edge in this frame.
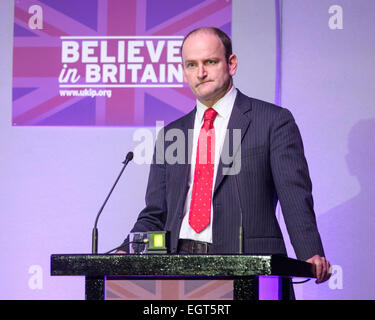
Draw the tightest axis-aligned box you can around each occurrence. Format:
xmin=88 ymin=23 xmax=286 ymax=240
xmin=50 ymin=254 xmax=314 ymax=278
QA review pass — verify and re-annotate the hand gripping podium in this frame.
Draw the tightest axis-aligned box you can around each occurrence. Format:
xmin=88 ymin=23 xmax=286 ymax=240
xmin=50 ymin=254 xmax=315 ymax=300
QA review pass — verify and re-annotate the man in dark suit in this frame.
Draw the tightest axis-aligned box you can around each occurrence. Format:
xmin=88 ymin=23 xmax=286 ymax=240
xmin=118 ymin=27 xmax=331 ymax=285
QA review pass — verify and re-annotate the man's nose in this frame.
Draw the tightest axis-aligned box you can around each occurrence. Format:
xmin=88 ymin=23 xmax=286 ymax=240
xmin=197 ymin=64 xmax=207 ymax=79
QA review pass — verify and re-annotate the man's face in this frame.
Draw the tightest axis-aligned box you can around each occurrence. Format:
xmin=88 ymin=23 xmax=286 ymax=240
xmin=181 ymin=32 xmax=238 ymax=107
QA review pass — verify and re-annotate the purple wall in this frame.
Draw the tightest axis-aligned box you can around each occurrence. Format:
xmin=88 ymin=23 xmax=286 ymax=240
xmin=280 ymin=0 xmax=375 ymax=299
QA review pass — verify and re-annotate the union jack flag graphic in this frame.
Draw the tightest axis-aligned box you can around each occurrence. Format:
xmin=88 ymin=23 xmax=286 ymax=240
xmin=12 ymin=0 xmax=232 ymax=126
xmin=106 ymin=279 xmax=233 ymax=300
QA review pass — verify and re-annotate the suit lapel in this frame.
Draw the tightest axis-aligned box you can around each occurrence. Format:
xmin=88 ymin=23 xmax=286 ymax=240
xmin=180 ymin=108 xmax=196 ymax=165
xmin=214 ymin=90 xmax=252 ymax=195
xmin=172 ymin=108 xmax=195 ymax=216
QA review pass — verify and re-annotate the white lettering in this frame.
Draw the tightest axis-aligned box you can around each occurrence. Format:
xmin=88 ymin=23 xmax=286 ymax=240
xmin=103 ymin=64 xmax=118 ymax=83
xmin=100 ymin=41 xmax=116 ymax=63
xmin=168 ymin=64 xmax=183 ymax=83
xmin=329 ymin=5 xmax=344 ymax=30
xmin=167 ymin=40 xmax=182 ymax=63
xmin=159 ymin=64 xmax=166 ymax=83
xmin=165 ymin=128 xmax=186 ymax=164
xmin=133 ymin=129 xmax=154 ymax=165
xmin=328 ymin=265 xmax=343 ymax=290
xmin=62 ymin=41 xmax=80 ymax=63
xmin=60 ymin=39 xmax=184 ymax=85
xmin=82 ymin=41 xmax=98 ymax=63
xmin=141 ymin=64 xmax=158 ymax=83
xmin=86 ymin=64 xmax=101 ymax=82
xmin=28 ymin=5 xmax=43 ymax=29
xmin=118 ymin=41 xmax=125 ymax=63
xmin=28 ymin=265 xmax=43 ymax=290
xmin=58 ymin=64 xmax=80 ymax=83
xmin=128 ymin=41 xmax=145 ymax=63
xmin=146 ymin=40 xmax=165 ymax=63
xmin=142 ymin=304 xmax=177 ymax=317
xmin=127 ymin=64 xmax=142 ymax=82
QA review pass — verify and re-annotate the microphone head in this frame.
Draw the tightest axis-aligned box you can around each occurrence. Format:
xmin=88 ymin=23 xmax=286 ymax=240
xmin=126 ymin=151 xmax=134 ymax=161
xmin=122 ymin=152 xmax=133 ymax=164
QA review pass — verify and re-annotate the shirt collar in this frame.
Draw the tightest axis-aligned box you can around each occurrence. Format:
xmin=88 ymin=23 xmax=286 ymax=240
xmin=196 ymin=86 xmax=237 ymax=123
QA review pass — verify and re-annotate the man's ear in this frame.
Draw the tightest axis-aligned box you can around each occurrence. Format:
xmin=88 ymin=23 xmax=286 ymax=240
xmin=228 ymin=54 xmax=238 ymax=76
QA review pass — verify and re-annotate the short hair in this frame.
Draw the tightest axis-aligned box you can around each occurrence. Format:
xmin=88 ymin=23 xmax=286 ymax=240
xmin=181 ymin=27 xmax=233 ymax=62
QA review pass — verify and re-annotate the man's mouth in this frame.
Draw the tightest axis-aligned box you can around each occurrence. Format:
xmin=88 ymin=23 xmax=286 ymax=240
xmin=196 ymin=80 xmax=212 ymax=88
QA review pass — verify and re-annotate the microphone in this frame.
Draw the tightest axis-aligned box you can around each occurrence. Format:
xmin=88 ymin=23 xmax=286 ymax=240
xmin=91 ymin=151 xmax=134 ymax=254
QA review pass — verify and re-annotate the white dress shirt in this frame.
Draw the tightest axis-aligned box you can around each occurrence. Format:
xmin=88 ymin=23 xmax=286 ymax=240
xmin=179 ymin=86 xmax=238 ymax=243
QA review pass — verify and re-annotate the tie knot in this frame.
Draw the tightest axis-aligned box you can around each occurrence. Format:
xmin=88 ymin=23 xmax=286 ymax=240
xmin=204 ymin=108 xmax=217 ymax=123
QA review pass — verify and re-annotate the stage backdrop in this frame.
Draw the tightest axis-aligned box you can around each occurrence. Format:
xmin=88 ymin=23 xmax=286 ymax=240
xmin=12 ymin=0 xmax=230 ymax=127
xmin=280 ymin=0 xmax=375 ymax=300
xmin=1 ymin=0 xmax=374 ymax=300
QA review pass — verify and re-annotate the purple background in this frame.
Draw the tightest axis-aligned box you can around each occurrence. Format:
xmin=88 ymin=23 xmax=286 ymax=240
xmin=1 ymin=0 xmax=374 ymax=299
xmin=280 ymin=0 xmax=375 ymax=299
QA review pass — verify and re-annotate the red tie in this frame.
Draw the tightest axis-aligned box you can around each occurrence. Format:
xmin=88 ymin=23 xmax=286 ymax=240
xmin=189 ymin=108 xmax=218 ymax=233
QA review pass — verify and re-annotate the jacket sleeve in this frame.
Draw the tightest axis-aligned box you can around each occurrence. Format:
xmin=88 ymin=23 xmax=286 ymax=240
xmin=270 ymin=107 xmax=325 ymax=261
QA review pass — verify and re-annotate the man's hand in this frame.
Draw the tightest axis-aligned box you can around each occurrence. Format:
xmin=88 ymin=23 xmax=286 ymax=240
xmin=306 ymin=255 xmax=332 ymax=284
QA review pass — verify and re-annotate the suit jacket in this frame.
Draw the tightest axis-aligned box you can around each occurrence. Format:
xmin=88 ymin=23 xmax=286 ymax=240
xmin=125 ymin=90 xmax=325 ymax=261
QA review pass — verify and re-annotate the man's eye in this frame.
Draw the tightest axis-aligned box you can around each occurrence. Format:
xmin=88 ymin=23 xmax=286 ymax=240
xmin=186 ymin=63 xmax=195 ymax=68
xmin=207 ymin=60 xmax=216 ymax=65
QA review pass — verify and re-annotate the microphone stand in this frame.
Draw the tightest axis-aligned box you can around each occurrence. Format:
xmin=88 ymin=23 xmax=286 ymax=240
xmin=92 ymin=152 xmax=133 ymax=254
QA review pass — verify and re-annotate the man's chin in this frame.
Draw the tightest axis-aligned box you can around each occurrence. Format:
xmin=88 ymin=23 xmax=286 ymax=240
xmin=196 ymin=94 xmax=220 ymax=107
xmin=195 ymin=86 xmax=216 ymax=100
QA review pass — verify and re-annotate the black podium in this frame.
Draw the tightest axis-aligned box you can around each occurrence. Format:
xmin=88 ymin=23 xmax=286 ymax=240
xmin=50 ymin=254 xmax=315 ymax=300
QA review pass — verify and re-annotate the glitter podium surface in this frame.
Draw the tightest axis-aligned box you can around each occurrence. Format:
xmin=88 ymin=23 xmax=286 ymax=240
xmin=51 ymin=254 xmax=315 ymax=300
